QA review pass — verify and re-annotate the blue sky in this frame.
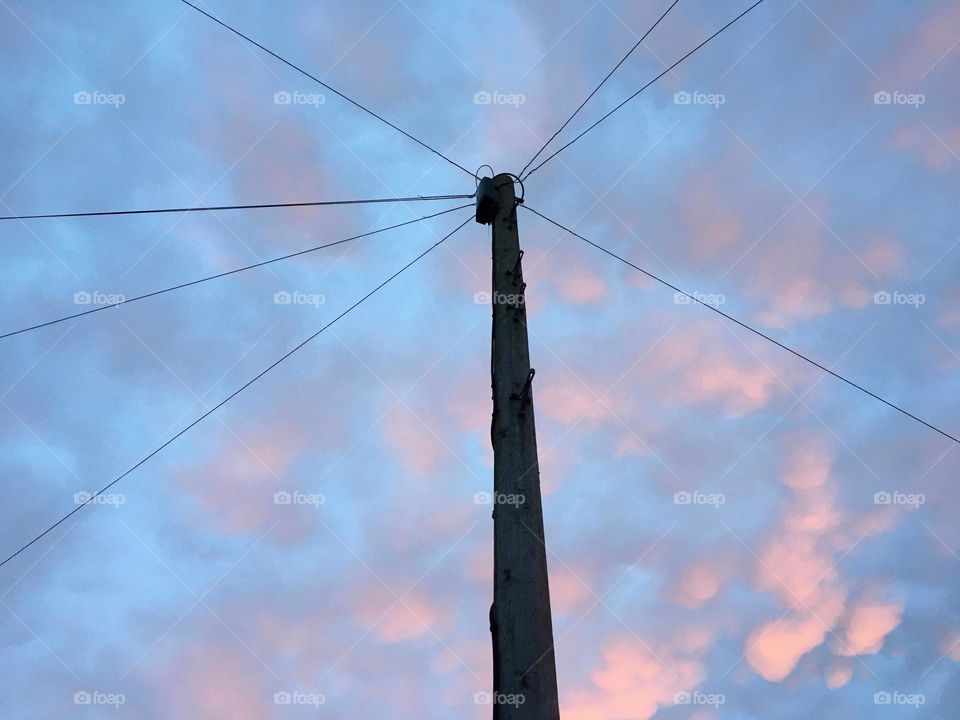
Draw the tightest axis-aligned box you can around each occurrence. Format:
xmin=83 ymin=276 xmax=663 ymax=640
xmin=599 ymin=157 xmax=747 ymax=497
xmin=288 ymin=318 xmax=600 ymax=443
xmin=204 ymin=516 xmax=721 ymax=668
xmin=1 ymin=1 xmax=959 ymax=718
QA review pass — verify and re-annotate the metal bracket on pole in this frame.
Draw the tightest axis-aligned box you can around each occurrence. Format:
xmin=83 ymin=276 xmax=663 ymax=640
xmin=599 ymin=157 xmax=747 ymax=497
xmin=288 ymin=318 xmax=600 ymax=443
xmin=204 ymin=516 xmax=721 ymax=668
xmin=511 ymin=368 xmax=535 ymax=404
xmin=508 ymin=250 xmax=524 ymax=280
xmin=514 ymin=283 xmax=527 ymax=310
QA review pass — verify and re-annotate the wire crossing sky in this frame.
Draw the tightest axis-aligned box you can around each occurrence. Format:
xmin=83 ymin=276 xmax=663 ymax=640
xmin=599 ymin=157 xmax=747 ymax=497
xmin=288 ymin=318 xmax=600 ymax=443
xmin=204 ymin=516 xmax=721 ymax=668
xmin=0 ymin=192 xmax=476 ymax=221
xmin=0 ymin=203 xmax=473 ymax=340
xmin=2 ymin=1 xmax=958 ymax=718
xmin=518 ymin=0 xmax=682 ymax=179
xmin=0 ymin=212 xmax=473 ymax=570
xmin=180 ymin=0 xmax=478 ymax=179
xmin=524 ymin=204 xmax=960 ymax=445
xmin=522 ymin=0 xmax=772 ymax=180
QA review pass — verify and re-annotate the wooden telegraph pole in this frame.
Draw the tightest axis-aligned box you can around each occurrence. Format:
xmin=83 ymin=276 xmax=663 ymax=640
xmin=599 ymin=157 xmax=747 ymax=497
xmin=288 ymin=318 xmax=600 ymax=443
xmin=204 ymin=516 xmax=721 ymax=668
xmin=479 ymin=172 xmax=560 ymax=719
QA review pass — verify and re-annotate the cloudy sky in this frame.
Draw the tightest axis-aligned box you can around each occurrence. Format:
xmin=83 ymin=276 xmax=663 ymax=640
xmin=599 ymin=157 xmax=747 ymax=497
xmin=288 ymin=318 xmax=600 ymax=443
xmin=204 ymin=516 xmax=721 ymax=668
xmin=1 ymin=0 xmax=959 ymax=718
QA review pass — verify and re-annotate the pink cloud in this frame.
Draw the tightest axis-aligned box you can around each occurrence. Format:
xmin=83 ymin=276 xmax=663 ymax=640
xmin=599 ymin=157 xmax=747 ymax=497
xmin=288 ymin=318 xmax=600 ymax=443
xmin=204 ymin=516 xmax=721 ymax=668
xmin=645 ymin=326 xmax=783 ymax=417
xmin=746 ymin=474 xmax=854 ymax=681
xmin=681 ymin=171 xmax=744 ymax=262
xmin=672 ymin=563 xmax=722 ymax=608
xmin=937 ymin=284 xmax=960 ymax=333
xmin=879 ymin=3 xmax=960 ymax=84
xmin=564 ymin=640 xmax=703 ymax=720
xmin=555 ymin=268 xmax=607 ymax=305
xmin=353 ymin=589 xmax=445 ymax=644
xmin=756 ymin=532 xmax=838 ymax=607
xmin=376 ymin=595 xmax=442 ymax=644
xmin=755 ymin=486 xmax=842 ymax=608
xmin=683 ymin=360 xmax=779 ymax=417
xmin=939 ymin=632 xmax=960 ymax=661
xmin=382 ymin=405 xmax=447 ymax=475
xmin=746 ymin=590 xmax=845 ymax=682
xmin=742 ymin=202 xmax=898 ymax=328
xmin=176 ymin=424 xmax=314 ymax=544
xmin=537 ymin=438 xmax=574 ymax=496
xmin=893 ymin=125 xmax=960 ymax=172
xmin=615 ymin=433 xmax=651 ymax=457
xmin=466 ymin=542 xmax=492 ymax=583
xmin=157 ymin=644 xmax=273 ymax=720
xmin=859 ymin=236 xmax=904 ymax=277
xmin=446 ymin=369 xmax=493 ymax=433
xmin=781 ymin=435 xmax=832 ymax=490
xmin=675 ymin=626 xmax=715 ymax=656
xmin=825 ymin=662 xmax=853 ymax=690
xmin=835 ymin=601 xmax=902 ymax=656
xmin=539 ymin=379 xmax=614 ymax=425
xmin=549 ymin=568 xmax=592 ymax=615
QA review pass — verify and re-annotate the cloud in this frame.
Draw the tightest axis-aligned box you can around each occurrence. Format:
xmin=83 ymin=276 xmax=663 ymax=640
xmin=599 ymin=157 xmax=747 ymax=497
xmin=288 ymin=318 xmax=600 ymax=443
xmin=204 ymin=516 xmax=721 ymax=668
xmin=835 ymin=600 xmax=902 ymax=656
xmin=156 ymin=644 xmax=273 ymax=720
xmin=825 ymin=663 xmax=853 ymax=689
xmin=939 ymin=632 xmax=960 ymax=662
xmin=782 ymin=435 xmax=832 ymax=490
xmin=362 ymin=592 xmax=442 ymax=644
xmin=5 ymin=2 xmax=960 ymax=719
xmin=564 ymin=639 xmax=703 ymax=720
xmin=746 ymin=590 xmax=845 ymax=682
xmin=672 ymin=562 xmax=722 ymax=608
xmin=549 ymin=568 xmax=593 ymax=615
xmin=538 ymin=379 xmax=615 ymax=426
xmin=893 ymin=125 xmax=960 ymax=172
xmin=175 ymin=422 xmax=314 ymax=544
xmin=555 ymin=268 xmax=607 ymax=304
xmin=382 ymin=405 xmax=447 ymax=475
xmin=644 ymin=325 xmax=783 ymax=417
xmin=680 ymin=170 xmax=744 ymax=262
xmin=746 ymin=458 xmax=853 ymax=681
xmin=743 ymin=204 xmax=890 ymax=329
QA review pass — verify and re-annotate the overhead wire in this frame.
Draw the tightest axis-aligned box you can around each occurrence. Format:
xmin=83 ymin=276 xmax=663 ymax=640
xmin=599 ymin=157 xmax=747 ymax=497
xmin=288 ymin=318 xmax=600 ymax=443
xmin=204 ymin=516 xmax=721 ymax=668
xmin=0 ymin=193 xmax=476 ymax=221
xmin=0 ymin=203 xmax=473 ymax=341
xmin=180 ymin=0 xmax=477 ymax=179
xmin=0 ymin=211 xmax=474 ymax=570
xmin=518 ymin=0 xmax=681 ymax=179
xmin=522 ymin=0 xmax=770 ymax=180
xmin=523 ymin=204 xmax=960 ymax=446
